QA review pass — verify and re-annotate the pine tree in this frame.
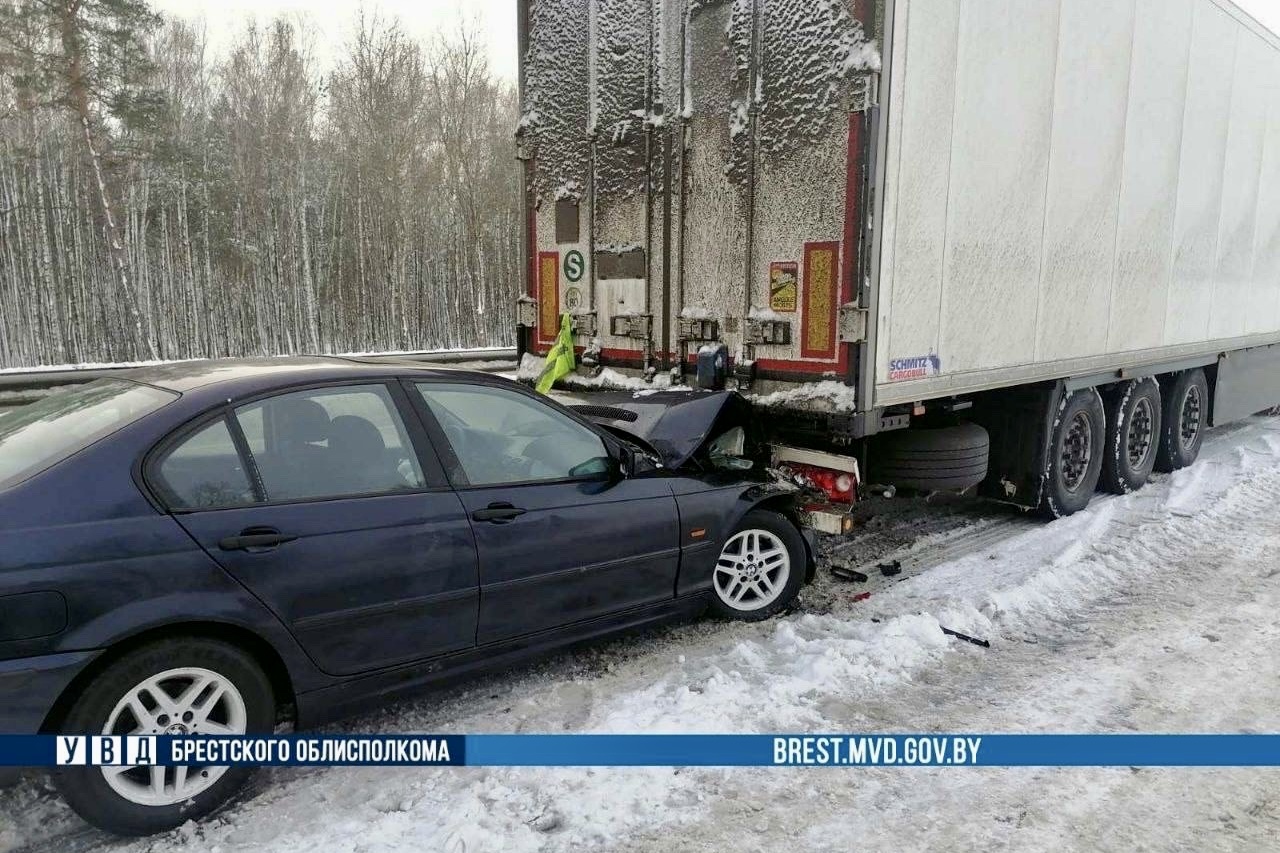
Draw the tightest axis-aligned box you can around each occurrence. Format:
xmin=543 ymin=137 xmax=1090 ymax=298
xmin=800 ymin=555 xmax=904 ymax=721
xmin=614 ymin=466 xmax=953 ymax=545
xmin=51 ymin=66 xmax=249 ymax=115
xmin=0 ymin=0 xmax=163 ymax=359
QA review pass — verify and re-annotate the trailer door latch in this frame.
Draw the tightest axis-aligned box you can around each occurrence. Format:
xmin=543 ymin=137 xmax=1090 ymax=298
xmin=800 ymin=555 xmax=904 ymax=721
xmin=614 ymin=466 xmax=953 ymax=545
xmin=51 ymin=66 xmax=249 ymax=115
xmin=610 ymin=314 xmax=652 ymax=339
xmin=838 ymin=304 xmax=868 ymax=344
xmin=571 ymin=311 xmax=598 ymax=336
xmin=678 ymin=317 xmax=720 ymax=342
xmin=745 ymin=318 xmax=792 ymax=345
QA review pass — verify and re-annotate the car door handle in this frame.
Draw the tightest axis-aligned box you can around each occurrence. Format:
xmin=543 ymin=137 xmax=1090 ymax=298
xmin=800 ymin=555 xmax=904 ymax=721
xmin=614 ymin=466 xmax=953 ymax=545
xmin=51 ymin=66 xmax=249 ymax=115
xmin=471 ymin=503 xmax=527 ymax=523
xmin=218 ymin=528 xmax=298 ymax=551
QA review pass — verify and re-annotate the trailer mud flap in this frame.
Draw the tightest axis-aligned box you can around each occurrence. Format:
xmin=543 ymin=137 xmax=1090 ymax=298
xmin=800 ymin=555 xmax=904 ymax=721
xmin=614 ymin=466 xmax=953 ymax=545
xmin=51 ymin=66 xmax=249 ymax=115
xmin=968 ymin=382 xmax=1064 ymax=509
xmin=1212 ymin=343 xmax=1280 ymax=425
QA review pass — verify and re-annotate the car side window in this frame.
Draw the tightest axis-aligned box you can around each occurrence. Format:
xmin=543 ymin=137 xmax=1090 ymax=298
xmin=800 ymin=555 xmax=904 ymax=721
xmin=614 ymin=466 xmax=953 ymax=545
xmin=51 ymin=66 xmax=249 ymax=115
xmin=415 ymin=383 xmax=611 ymax=486
xmin=235 ymin=385 xmax=426 ymax=502
xmin=156 ymin=418 xmax=258 ymax=509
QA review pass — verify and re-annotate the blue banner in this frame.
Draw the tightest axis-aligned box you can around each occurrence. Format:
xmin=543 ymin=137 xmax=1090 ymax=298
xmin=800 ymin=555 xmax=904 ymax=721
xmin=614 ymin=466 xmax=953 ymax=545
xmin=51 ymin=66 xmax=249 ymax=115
xmin=4 ymin=734 xmax=1280 ymax=768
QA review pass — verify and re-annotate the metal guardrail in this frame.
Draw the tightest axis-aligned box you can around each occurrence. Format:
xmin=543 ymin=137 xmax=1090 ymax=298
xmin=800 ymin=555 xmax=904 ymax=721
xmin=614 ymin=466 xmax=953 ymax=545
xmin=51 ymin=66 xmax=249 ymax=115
xmin=0 ymin=348 xmax=519 ymax=412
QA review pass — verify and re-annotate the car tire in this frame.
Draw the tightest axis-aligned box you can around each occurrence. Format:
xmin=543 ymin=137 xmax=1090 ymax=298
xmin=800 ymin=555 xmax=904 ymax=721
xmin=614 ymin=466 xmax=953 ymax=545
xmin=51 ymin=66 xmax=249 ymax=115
xmin=1099 ymin=378 xmax=1162 ymax=495
xmin=54 ymin=637 xmax=275 ymax=836
xmin=872 ymin=423 xmax=990 ymax=492
xmin=1040 ymin=388 xmax=1106 ymax=519
xmin=709 ymin=510 xmax=806 ymax=622
xmin=1155 ymin=368 xmax=1209 ymax=473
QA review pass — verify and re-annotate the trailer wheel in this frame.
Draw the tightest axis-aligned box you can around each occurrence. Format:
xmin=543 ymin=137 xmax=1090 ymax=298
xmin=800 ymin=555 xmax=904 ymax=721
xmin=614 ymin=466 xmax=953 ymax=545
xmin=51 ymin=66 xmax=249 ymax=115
xmin=1041 ymin=389 xmax=1105 ymax=518
xmin=1099 ymin=378 xmax=1162 ymax=494
xmin=872 ymin=423 xmax=990 ymax=492
xmin=1155 ymin=368 xmax=1209 ymax=472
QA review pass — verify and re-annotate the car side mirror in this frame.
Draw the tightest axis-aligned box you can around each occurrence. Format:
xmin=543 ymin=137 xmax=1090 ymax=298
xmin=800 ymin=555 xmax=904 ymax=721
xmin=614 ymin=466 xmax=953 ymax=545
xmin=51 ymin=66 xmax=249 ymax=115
xmin=606 ymin=442 xmax=633 ymax=479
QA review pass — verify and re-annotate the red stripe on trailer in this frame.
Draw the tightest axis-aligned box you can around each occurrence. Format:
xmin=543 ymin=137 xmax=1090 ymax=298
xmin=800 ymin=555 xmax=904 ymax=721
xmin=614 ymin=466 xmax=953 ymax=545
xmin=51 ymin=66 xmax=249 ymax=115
xmin=800 ymin=241 xmax=840 ymax=360
xmin=537 ymin=252 xmax=559 ymax=346
xmin=754 ymin=357 xmax=844 ymax=374
xmin=598 ymin=346 xmax=645 ymax=361
xmin=852 ymin=0 xmax=874 ymax=33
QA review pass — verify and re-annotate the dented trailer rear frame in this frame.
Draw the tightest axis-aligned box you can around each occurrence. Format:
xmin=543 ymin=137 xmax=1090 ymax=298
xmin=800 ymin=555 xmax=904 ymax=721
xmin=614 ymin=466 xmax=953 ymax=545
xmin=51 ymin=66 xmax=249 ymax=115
xmin=515 ymin=0 xmax=1280 ymax=521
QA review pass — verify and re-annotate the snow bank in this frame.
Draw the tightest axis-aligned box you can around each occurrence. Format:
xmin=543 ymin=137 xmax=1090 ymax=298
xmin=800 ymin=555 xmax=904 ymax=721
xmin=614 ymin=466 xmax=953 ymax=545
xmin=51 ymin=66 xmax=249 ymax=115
xmin=750 ymin=380 xmax=858 ymax=413
xmin=0 ymin=358 xmax=186 ymax=375
xmin=517 ymin=353 xmax=683 ymax=394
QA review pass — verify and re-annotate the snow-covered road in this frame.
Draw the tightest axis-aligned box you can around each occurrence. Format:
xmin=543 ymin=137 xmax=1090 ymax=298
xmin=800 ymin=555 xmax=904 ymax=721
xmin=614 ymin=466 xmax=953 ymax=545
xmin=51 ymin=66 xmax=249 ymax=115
xmin=4 ymin=416 xmax=1280 ymax=853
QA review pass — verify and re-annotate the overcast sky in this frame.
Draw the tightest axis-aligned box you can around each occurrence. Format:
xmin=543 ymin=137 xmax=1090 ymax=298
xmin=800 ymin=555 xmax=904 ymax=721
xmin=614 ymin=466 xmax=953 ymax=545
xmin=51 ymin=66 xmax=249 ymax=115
xmin=150 ymin=0 xmax=520 ymax=80
xmin=153 ymin=0 xmax=1279 ymax=83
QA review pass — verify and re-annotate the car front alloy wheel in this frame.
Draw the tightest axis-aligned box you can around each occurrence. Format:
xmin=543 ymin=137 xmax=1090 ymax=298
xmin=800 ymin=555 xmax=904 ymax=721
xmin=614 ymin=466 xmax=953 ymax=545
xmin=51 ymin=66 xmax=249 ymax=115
xmin=709 ymin=510 xmax=806 ymax=621
xmin=715 ymin=528 xmax=791 ymax=612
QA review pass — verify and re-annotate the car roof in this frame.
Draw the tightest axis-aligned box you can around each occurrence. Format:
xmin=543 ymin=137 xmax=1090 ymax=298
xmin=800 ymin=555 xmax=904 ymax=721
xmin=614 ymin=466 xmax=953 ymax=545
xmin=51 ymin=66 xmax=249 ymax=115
xmin=117 ymin=356 xmax=494 ymax=395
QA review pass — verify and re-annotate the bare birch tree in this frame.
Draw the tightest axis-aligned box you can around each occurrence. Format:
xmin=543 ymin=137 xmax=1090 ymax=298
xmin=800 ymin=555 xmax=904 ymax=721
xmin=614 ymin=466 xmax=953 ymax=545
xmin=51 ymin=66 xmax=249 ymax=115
xmin=0 ymin=3 xmax=520 ymax=368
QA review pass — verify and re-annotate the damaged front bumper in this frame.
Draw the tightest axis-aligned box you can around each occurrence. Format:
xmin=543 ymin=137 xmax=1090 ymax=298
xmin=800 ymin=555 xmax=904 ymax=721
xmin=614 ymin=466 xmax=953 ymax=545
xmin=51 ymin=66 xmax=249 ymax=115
xmin=798 ymin=504 xmax=857 ymax=535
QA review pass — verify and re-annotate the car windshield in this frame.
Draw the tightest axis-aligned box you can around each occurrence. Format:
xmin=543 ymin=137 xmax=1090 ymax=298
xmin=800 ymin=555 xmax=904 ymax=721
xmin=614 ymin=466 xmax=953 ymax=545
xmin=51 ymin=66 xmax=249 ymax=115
xmin=0 ymin=378 xmax=177 ymax=489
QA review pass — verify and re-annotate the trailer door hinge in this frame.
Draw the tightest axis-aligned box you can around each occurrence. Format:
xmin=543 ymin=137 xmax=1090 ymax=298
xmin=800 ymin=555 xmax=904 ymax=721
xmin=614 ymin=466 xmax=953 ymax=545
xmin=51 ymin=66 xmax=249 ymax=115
xmin=516 ymin=295 xmax=538 ymax=328
xmin=849 ymin=72 xmax=880 ymax=113
xmin=838 ymin=304 xmax=868 ymax=344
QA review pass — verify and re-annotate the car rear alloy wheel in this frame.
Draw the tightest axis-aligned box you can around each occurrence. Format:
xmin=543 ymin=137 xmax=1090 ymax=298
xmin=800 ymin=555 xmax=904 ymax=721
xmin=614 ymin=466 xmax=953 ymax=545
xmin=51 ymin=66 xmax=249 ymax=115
xmin=101 ymin=667 xmax=248 ymax=807
xmin=709 ymin=510 xmax=807 ymax=621
xmin=54 ymin=637 xmax=274 ymax=836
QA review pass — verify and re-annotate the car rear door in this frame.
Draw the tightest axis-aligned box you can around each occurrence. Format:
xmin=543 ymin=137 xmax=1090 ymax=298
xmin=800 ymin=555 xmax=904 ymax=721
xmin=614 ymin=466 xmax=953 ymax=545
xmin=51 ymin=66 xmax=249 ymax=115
xmin=407 ymin=380 xmax=681 ymax=645
xmin=150 ymin=381 xmax=479 ymax=676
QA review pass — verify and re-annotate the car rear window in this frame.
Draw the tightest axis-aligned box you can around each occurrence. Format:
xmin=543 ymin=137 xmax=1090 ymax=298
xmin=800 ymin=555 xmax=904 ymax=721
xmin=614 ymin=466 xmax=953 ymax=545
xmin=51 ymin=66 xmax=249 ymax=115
xmin=0 ymin=379 xmax=177 ymax=489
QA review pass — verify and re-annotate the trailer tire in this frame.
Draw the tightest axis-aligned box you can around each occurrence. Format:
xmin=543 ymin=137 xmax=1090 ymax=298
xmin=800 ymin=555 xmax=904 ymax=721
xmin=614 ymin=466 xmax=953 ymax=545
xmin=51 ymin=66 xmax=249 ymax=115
xmin=872 ymin=423 xmax=990 ymax=492
xmin=1040 ymin=388 xmax=1106 ymax=518
xmin=1099 ymin=378 xmax=1162 ymax=495
xmin=1155 ymin=369 xmax=1208 ymax=473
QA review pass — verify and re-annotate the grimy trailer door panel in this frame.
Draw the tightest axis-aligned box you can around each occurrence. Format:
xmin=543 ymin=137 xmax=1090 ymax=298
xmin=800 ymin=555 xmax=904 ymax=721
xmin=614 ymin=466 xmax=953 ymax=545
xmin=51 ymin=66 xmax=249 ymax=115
xmin=869 ymin=0 xmax=1280 ymax=410
xmin=520 ymin=0 xmax=880 ymax=384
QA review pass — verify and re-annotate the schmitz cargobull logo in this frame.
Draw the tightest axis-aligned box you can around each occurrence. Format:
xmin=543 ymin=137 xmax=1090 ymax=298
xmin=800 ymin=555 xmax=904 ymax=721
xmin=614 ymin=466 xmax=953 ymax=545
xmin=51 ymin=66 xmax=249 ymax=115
xmin=888 ymin=353 xmax=942 ymax=382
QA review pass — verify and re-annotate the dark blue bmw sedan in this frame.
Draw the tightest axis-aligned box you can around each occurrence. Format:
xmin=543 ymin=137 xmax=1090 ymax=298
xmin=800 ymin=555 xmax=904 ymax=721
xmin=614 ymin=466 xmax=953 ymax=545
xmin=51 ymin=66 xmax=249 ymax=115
xmin=0 ymin=358 xmax=813 ymax=835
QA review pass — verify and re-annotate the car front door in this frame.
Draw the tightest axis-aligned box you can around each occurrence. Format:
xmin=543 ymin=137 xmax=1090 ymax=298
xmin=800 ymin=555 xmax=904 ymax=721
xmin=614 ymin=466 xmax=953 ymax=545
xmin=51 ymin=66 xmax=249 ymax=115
xmin=150 ymin=382 xmax=479 ymax=676
xmin=409 ymin=380 xmax=681 ymax=645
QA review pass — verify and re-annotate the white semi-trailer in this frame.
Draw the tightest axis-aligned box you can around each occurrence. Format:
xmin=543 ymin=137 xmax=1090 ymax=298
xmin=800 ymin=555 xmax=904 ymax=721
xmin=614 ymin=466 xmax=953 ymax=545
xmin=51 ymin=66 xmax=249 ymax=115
xmin=515 ymin=0 xmax=1280 ymax=520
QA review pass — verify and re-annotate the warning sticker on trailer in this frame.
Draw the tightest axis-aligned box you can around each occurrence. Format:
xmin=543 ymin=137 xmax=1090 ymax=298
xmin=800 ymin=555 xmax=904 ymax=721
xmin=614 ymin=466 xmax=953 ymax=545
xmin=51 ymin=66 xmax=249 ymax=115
xmin=769 ymin=262 xmax=798 ymax=312
xmin=888 ymin=353 xmax=942 ymax=382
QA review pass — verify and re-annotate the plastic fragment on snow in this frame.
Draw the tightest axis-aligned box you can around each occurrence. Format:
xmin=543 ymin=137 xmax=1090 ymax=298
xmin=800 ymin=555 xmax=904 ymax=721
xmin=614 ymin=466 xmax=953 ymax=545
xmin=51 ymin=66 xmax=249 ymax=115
xmin=940 ymin=626 xmax=990 ymax=648
xmin=831 ymin=564 xmax=868 ymax=583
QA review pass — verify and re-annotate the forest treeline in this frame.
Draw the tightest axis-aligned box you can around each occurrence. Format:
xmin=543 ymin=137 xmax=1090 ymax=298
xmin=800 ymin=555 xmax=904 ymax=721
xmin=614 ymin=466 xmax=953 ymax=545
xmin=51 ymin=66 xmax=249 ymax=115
xmin=0 ymin=0 xmax=521 ymax=368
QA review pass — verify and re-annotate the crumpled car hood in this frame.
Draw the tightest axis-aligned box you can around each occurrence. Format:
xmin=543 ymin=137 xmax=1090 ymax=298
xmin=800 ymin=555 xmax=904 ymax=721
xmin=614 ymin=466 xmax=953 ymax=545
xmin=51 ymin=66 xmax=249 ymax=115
xmin=567 ymin=390 xmax=755 ymax=470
